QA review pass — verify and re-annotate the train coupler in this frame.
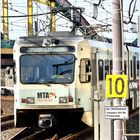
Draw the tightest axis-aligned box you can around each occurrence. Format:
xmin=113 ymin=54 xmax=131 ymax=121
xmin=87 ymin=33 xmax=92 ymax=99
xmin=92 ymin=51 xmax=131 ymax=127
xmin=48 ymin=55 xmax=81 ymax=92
xmin=38 ymin=114 xmax=53 ymax=128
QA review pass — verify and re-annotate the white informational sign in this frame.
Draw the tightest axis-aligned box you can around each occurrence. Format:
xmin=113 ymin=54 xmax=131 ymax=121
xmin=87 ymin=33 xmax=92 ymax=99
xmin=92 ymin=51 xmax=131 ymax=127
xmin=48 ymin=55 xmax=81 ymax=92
xmin=105 ymin=106 xmax=129 ymax=120
xmin=129 ymin=80 xmax=139 ymax=91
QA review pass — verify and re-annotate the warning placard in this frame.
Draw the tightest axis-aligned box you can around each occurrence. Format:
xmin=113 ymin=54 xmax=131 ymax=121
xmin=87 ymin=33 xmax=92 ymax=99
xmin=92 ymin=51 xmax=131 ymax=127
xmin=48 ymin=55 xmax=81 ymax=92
xmin=105 ymin=106 xmax=129 ymax=120
xmin=106 ymin=75 xmax=128 ymax=98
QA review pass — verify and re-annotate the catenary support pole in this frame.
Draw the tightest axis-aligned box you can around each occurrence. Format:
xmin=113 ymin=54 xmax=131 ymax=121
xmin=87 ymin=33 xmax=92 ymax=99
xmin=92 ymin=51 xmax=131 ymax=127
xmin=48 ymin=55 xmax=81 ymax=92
xmin=50 ymin=0 xmax=55 ymax=32
xmin=27 ymin=0 xmax=33 ymax=36
xmin=112 ymin=0 xmax=123 ymax=139
xmin=2 ymin=0 xmax=9 ymax=40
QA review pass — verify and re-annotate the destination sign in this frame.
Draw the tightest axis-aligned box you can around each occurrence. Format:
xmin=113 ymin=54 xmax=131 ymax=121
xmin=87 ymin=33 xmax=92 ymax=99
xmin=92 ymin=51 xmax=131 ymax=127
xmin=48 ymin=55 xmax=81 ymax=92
xmin=20 ymin=46 xmax=75 ymax=53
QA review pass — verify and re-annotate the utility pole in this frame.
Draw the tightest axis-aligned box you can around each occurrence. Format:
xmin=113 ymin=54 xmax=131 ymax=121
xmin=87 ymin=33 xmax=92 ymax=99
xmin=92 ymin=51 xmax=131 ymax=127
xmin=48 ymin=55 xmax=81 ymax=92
xmin=112 ymin=0 xmax=123 ymax=139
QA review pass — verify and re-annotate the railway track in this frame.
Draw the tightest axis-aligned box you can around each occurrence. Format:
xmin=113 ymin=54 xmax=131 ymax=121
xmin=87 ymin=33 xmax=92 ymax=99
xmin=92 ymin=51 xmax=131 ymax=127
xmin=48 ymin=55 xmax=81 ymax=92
xmin=1 ymin=115 xmax=14 ymax=131
xmin=9 ymin=127 xmax=94 ymax=140
xmin=9 ymin=127 xmax=59 ymax=140
xmin=9 ymin=127 xmax=47 ymax=140
xmin=60 ymin=127 xmax=94 ymax=140
xmin=1 ymin=107 xmax=139 ymax=140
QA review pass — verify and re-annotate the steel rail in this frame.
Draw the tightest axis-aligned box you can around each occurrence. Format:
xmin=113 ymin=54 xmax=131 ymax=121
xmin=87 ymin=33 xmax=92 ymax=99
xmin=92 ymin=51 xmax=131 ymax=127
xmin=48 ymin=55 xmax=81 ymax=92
xmin=1 ymin=115 xmax=14 ymax=131
xmin=10 ymin=127 xmax=47 ymax=140
xmin=60 ymin=127 xmax=94 ymax=140
xmin=9 ymin=127 xmax=27 ymax=140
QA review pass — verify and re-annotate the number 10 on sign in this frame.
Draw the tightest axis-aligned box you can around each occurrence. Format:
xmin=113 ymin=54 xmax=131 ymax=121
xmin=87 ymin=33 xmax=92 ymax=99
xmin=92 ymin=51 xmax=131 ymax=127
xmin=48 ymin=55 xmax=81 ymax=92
xmin=106 ymin=75 xmax=128 ymax=98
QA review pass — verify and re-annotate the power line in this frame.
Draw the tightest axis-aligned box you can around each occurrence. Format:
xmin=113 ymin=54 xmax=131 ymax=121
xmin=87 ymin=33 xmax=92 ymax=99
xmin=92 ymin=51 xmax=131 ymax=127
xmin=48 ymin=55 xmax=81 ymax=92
xmin=2 ymin=0 xmax=139 ymax=38
xmin=1 ymin=11 xmax=51 ymax=18
xmin=2 ymin=21 xmax=28 ymax=29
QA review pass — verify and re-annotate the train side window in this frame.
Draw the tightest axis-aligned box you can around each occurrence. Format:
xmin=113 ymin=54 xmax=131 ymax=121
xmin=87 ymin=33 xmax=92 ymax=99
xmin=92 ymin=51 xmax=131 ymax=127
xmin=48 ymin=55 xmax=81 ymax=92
xmin=124 ymin=60 xmax=127 ymax=74
xmin=105 ymin=59 xmax=109 ymax=79
xmin=98 ymin=59 xmax=104 ymax=81
xmin=133 ymin=56 xmax=136 ymax=79
xmin=79 ymin=58 xmax=91 ymax=83
xmin=110 ymin=60 xmax=112 ymax=74
xmin=130 ymin=60 xmax=133 ymax=78
xmin=137 ymin=60 xmax=139 ymax=77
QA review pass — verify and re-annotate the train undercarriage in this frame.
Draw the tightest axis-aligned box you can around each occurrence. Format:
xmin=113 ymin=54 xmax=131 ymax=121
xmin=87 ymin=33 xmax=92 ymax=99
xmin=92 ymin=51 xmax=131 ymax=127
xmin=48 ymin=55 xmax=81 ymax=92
xmin=15 ymin=108 xmax=84 ymax=129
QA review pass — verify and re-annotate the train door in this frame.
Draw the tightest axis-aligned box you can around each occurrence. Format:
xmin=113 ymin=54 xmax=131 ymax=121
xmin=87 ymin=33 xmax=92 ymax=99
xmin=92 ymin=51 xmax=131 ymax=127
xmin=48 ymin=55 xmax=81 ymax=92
xmin=78 ymin=58 xmax=93 ymax=126
xmin=93 ymin=48 xmax=112 ymax=140
xmin=76 ymin=40 xmax=93 ymax=127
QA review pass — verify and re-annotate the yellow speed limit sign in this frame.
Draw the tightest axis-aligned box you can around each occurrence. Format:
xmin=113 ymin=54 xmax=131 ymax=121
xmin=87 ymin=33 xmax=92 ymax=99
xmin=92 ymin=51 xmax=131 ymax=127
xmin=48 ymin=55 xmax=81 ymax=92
xmin=106 ymin=75 xmax=128 ymax=98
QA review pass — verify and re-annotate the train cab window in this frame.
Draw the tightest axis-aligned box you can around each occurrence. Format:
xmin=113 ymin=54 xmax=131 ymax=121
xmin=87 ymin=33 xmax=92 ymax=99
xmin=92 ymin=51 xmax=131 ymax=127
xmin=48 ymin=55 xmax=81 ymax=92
xmin=124 ymin=60 xmax=127 ymax=74
xmin=98 ymin=59 xmax=104 ymax=81
xmin=20 ymin=54 xmax=75 ymax=84
xmin=104 ymin=59 xmax=109 ymax=79
xmin=79 ymin=58 xmax=91 ymax=83
xmin=137 ymin=60 xmax=139 ymax=77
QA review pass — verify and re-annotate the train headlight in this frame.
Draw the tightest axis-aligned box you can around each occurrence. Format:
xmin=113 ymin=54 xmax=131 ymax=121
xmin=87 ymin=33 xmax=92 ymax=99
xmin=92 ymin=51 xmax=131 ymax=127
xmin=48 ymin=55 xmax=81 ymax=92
xmin=59 ymin=97 xmax=67 ymax=103
xmin=27 ymin=97 xmax=35 ymax=104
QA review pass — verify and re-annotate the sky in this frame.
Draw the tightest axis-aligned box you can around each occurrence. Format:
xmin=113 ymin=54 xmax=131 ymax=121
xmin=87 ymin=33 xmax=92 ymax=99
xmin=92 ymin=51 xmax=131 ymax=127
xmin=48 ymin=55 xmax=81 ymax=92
xmin=0 ymin=0 xmax=140 ymax=42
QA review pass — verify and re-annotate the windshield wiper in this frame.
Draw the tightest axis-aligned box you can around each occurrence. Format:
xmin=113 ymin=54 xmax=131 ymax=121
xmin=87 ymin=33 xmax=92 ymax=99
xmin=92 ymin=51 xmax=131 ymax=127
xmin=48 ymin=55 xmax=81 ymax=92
xmin=52 ymin=62 xmax=73 ymax=67
xmin=59 ymin=69 xmax=72 ymax=75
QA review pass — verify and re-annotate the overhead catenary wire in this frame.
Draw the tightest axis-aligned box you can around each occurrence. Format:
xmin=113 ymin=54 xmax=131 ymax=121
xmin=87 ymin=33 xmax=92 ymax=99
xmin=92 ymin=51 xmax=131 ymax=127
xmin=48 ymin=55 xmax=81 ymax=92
xmin=1 ymin=0 xmax=139 ymax=38
xmin=3 ymin=21 xmax=28 ymax=29
xmin=1 ymin=11 xmax=52 ymax=18
xmin=2 ymin=0 xmax=138 ymax=22
xmin=33 ymin=1 xmax=51 ymax=21
xmin=6 ymin=6 xmax=51 ymax=23
xmin=81 ymin=0 xmax=137 ymax=27
xmin=96 ymin=0 xmax=102 ymax=6
xmin=2 ymin=3 xmax=73 ymax=36
xmin=123 ymin=0 xmax=137 ymax=24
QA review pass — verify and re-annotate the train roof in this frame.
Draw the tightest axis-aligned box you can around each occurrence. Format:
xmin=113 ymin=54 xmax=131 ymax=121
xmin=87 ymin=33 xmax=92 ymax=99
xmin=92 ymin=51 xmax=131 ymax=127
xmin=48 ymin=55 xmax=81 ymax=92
xmin=88 ymin=40 xmax=112 ymax=49
xmin=88 ymin=39 xmax=140 ymax=53
xmin=16 ymin=32 xmax=139 ymax=53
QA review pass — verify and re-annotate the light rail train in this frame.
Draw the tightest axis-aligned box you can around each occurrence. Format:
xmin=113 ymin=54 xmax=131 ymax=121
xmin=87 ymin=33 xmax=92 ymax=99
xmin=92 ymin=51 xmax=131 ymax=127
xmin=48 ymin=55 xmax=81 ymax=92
xmin=13 ymin=32 xmax=139 ymax=129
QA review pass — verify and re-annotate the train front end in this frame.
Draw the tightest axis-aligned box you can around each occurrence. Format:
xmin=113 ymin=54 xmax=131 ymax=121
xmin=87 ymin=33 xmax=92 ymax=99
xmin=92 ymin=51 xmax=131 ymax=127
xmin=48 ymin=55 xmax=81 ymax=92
xmin=13 ymin=35 xmax=84 ymax=128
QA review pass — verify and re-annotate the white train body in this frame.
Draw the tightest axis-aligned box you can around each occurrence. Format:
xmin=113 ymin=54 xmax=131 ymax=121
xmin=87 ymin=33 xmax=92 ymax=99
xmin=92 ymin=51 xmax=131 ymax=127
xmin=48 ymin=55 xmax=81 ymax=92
xmin=13 ymin=32 xmax=139 ymax=129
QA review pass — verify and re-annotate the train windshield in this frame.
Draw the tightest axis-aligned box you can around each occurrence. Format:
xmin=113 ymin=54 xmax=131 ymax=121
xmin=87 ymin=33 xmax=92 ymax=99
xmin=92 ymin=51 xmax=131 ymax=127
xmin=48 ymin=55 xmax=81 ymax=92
xmin=20 ymin=54 xmax=75 ymax=84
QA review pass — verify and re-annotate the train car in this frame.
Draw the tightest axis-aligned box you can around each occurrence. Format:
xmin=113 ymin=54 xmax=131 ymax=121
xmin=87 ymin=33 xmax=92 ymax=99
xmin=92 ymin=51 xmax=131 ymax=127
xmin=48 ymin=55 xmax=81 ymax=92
xmin=13 ymin=31 xmax=140 ymax=130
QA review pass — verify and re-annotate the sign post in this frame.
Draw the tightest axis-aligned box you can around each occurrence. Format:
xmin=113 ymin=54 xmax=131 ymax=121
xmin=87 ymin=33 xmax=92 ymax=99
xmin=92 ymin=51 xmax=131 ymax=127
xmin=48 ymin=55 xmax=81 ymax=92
xmin=112 ymin=0 xmax=124 ymax=139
